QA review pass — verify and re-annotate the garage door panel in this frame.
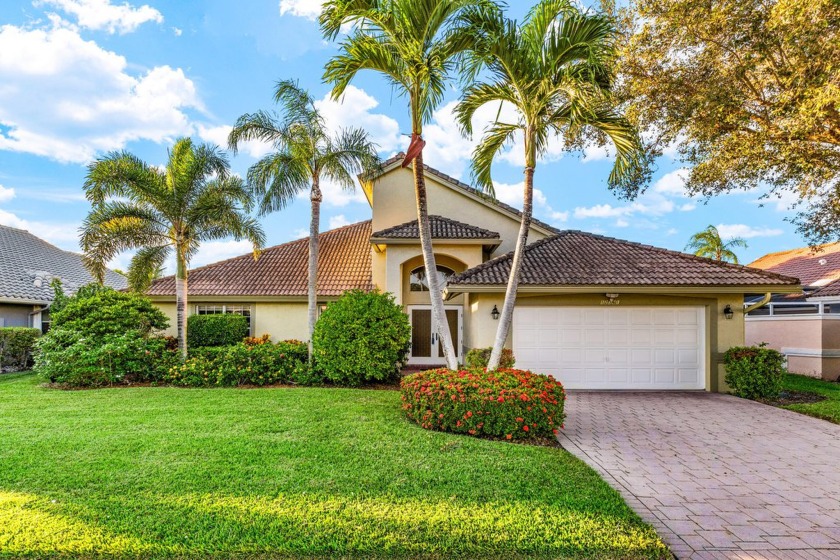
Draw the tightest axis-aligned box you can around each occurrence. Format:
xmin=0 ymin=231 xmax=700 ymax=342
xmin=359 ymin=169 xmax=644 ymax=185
xmin=513 ymin=306 xmax=705 ymax=390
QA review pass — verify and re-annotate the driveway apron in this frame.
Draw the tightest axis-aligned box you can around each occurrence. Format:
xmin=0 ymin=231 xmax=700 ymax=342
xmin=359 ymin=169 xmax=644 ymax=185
xmin=557 ymin=392 xmax=840 ymax=560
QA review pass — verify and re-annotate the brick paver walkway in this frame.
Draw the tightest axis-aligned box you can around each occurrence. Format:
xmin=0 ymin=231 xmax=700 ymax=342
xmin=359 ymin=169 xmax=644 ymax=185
xmin=557 ymin=392 xmax=840 ymax=560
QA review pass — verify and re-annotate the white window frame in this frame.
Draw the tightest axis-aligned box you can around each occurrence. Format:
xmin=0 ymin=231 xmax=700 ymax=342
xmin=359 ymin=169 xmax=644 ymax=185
xmin=195 ymin=304 xmax=253 ymax=335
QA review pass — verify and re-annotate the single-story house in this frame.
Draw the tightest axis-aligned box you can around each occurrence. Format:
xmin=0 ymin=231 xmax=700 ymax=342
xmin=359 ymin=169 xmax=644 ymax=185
xmin=147 ymin=154 xmax=799 ymax=391
xmin=0 ymin=224 xmax=127 ymax=331
xmin=747 ymin=243 xmax=840 ymax=380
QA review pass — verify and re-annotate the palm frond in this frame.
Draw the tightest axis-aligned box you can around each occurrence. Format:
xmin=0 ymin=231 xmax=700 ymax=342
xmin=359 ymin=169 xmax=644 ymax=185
xmin=246 ymin=152 xmax=311 ymax=215
xmin=127 ymin=245 xmax=170 ymax=293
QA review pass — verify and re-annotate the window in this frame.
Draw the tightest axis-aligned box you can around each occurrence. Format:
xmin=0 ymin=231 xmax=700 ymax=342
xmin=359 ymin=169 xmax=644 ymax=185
xmin=409 ymin=265 xmax=455 ymax=292
xmin=195 ymin=304 xmax=252 ymax=334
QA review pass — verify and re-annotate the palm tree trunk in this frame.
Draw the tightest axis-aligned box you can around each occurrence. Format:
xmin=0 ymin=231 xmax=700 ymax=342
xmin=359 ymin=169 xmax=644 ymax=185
xmin=412 ymin=150 xmax=458 ymax=370
xmin=175 ymin=249 xmax=188 ymax=360
xmin=486 ymin=165 xmax=535 ymax=371
xmin=307 ymin=179 xmax=322 ymax=361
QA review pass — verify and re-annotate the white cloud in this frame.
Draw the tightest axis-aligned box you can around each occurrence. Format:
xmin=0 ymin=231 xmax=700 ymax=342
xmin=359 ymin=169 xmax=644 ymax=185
xmin=653 ymin=168 xmax=690 ymax=195
xmin=314 ymin=85 xmax=402 ymax=153
xmin=292 ymin=228 xmax=309 ymax=239
xmin=0 ymin=207 xmax=81 ymax=248
xmin=548 ymin=210 xmax=569 ymax=223
xmin=172 ymin=27 xmax=182 ymax=36
xmin=37 ymin=0 xmax=164 ymax=34
xmin=582 ymin=144 xmax=610 ymax=163
xmin=328 ymin=214 xmax=351 ymax=229
xmin=195 ymin=124 xmax=273 ymax=159
xmin=680 ymin=203 xmax=696 ymax=212
xmin=279 ymin=0 xmax=323 ymax=19
xmin=715 ymin=224 xmax=784 ymax=240
xmin=0 ymin=184 xmax=15 ymax=203
xmin=0 ymin=23 xmax=201 ymax=163
xmin=574 ymin=196 xmax=674 ymax=220
xmin=190 ymin=239 xmax=256 ymax=268
xmin=574 ymin=203 xmax=627 ymax=219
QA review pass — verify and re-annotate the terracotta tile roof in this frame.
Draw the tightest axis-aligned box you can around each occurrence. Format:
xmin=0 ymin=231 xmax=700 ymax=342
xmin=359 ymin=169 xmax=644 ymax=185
xmin=449 ymin=230 xmax=800 ymax=288
xmin=146 ymin=221 xmax=374 ymax=297
xmin=0 ymin=224 xmax=126 ymax=303
xmin=748 ymin=242 xmax=840 ymax=288
xmin=375 ymin=153 xmax=560 ymax=234
xmin=371 ymin=215 xmax=500 ymax=240
xmin=810 ymin=278 xmax=840 ymax=298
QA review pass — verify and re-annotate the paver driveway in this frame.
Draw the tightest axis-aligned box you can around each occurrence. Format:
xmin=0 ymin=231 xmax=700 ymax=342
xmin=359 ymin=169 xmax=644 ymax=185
xmin=557 ymin=392 xmax=840 ymax=560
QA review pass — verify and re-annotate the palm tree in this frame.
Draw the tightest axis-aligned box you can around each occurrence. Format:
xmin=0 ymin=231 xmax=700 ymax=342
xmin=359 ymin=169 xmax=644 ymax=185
xmin=455 ymin=0 xmax=646 ymax=370
xmin=320 ymin=0 xmax=495 ymax=370
xmin=228 ymin=79 xmax=380 ymax=359
xmin=81 ymin=138 xmax=265 ymax=359
xmin=686 ymin=225 xmax=747 ymax=263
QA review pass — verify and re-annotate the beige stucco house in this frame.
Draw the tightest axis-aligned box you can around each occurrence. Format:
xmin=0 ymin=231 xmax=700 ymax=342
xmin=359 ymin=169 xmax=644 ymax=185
xmin=747 ymin=243 xmax=840 ymax=380
xmin=147 ymin=154 xmax=799 ymax=392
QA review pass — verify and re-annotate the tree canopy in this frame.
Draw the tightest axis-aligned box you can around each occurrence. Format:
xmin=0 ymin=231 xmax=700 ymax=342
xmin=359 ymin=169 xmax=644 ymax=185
xmin=615 ymin=0 xmax=840 ymax=243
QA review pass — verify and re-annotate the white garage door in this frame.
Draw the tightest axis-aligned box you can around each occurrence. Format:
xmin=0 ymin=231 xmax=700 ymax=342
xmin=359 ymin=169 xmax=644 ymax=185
xmin=513 ymin=306 xmax=705 ymax=390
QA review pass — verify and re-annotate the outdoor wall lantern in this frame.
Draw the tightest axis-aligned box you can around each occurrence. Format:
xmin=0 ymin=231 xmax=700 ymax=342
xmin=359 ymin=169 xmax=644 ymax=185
xmin=491 ymin=305 xmax=500 ymax=320
xmin=723 ymin=304 xmax=734 ymax=320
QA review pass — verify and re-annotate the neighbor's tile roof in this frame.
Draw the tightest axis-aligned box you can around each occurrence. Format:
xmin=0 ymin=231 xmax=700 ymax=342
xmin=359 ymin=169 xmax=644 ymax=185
xmin=371 ymin=215 xmax=500 ymax=240
xmin=146 ymin=220 xmax=374 ymax=297
xmin=748 ymin=242 xmax=840 ymax=287
xmin=375 ymin=153 xmax=560 ymax=234
xmin=0 ymin=224 xmax=126 ymax=303
xmin=449 ymin=230 xmax=800 ymax=288
xmin=810 ymin=278 xmax=840 ymax=298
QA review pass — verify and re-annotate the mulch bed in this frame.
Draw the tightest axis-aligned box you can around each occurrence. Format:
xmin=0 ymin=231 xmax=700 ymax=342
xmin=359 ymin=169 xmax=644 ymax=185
xmin=763 ymin=390 xmax=827 ymax=406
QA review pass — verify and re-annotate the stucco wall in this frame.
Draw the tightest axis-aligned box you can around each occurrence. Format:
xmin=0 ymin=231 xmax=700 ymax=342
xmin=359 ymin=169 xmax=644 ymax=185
xmin=0 ymin=303 xmax=34 ymax=328
xmin=466 ymin=292 xmax=744 ymax=392
xmin=746 ymin=316 xmax=840 ymax=380
xmin=152 ymin=301 xmax=310 ymax=342
xmin=370 ymin=166 xmax=550 ymax=257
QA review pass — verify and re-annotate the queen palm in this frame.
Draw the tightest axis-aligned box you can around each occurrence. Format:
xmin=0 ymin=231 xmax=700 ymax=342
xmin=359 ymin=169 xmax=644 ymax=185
xmin=81 ymin=138 xmax=265 ymax=359
xmin=455 ymin=0 xmax=646 ymax=370
xmin=228 ymin=79 xmax=380 ymax=359
xmin=320 ymin=0 xmax=496 ymax=370
xmin=686 ymin=225 xmax=747 ymax=263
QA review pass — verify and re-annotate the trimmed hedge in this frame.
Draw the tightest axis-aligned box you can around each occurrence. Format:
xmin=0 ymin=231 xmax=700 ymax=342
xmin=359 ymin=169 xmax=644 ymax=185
xmin=724 ymin=344 xmax=786 ymax=400
xmin=187 ymin=314 xmax=249 ymax=348
xmin=0 ymin=327 xmax=40 ymax=371
xmin=167 ymin=340 xmax=312 ymax=387
xmin=313 ymin=289 xmax=411 ymax=386
xmin=401 ymin=368 xmax=566 ymax=440
xmin=50 ymin=287 xmax=168 ymax=338
xmin=465 ymin=347 xmax=516 ymax=369
xmin=35 ymin=331 xmax=178 ymax=386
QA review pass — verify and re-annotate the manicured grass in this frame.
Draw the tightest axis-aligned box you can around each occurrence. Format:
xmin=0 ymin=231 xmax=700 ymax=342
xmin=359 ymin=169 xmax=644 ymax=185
xmin=781 ymin=373 xmax=840 ymax=424
xmin=0 ymin=373 xmax=667 ymax=559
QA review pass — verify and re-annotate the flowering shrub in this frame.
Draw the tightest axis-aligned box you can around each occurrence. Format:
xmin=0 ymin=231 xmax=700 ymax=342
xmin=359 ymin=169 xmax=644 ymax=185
xmin=465 ymin=347 xmax=516 ymax=369
xmin=244 ymin=334 xmax=271 ymax=346
xmin=167 ymin=340 xmax=312 ymax=387
xmin=401 ymin=368 xmax=565 ymax=440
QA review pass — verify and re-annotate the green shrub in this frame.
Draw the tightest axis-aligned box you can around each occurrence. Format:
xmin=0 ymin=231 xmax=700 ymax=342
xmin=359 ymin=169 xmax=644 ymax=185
xmin=187 ymin=314 xmax=249 ymax=348
xmin=35 ymin=330 xmax=178 ymax=387
xmin=167 ymin=340 xmax=311 ymax=387
xmin=0 ymin=327 xmax=40 ymax=371
xmin=465 ymin=347 xmax=516 ymax=369
xmin=724 ymin=344 xmax=786 ymax=400
xmin=312 ymin=289 xmax=411 ymax=386
xmin=50 ymin=287 xmax=168 ymax=338
xmin=401 ymin=368 xmax=565 ymax=440
xmin=34 ymin=287 xmax=172 ymax=387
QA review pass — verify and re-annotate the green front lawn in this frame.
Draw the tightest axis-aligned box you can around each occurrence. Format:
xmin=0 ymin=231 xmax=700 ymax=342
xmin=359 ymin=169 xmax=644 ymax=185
xmin=781 ymin=373 xmax=840 ymax=424
xmin=0 ymin=373 xmax=667 ymax=559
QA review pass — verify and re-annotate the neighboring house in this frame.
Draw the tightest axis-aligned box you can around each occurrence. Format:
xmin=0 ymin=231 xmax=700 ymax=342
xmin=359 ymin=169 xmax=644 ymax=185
xmin=147 ymin=155 xmax=799 ymax=391
xmin=747 ymin=243 xmax=840 ymax=380
xmin=0 ymin=225 xmax=127 ymax=331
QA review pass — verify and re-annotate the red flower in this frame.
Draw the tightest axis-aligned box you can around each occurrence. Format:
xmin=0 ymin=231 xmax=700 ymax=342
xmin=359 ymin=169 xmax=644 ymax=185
xmin=497 ymin=396 xmax=504 ymax=402
xmin=505 ymin=434 xmax=512 ymax=440
xmin=515 ymin=417 xmax=524 ymax=423
xmin=522 ymin=425 xmax=529 ymax=432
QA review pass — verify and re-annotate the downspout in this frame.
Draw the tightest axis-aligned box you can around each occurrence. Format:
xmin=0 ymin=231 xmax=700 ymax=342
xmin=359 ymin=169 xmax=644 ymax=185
xmin=744 ymin=293 xmax=772 ymax=315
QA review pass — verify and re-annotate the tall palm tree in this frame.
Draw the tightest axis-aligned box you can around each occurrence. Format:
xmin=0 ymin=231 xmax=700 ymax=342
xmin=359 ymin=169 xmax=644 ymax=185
xmin=320 ymin=0 xmax=496 ymax=370
xmin=81 ymin=138 xmax=265 ymax=359
xmin=228 ymin=79 xmax=380 ymax=359
xmin=455 ymin=0 xmax=646 ymax=370
xmin=686 ymin=225 xmax=747 ymax=263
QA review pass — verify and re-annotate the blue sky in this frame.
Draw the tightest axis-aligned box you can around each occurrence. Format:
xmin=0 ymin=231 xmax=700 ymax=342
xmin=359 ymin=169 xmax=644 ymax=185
xmin=0 ymin=0 xmax=802 ymax=272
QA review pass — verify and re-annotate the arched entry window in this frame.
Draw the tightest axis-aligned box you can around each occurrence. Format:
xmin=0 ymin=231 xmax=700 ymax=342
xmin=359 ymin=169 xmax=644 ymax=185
xmin=409 ymin=265 xmax=455 ymax=292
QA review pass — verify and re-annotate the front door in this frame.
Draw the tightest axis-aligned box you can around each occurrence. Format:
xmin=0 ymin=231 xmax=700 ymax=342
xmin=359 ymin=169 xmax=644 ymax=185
xmin=408 ymin=306 xmax=462 ymax=365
